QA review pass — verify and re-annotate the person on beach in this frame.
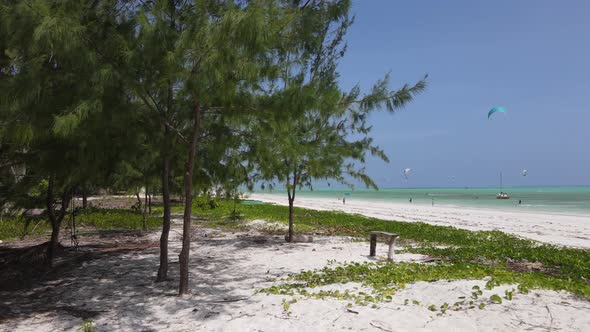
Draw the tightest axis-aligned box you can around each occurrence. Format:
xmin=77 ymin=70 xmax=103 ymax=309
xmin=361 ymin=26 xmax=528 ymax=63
xmin=519 ymin=199 xmax=522 ymax=205
xmin=431 ymin=198 xmax=434 ymax=206
xmin=343 ymin=197 xmax=346 ymax=205
xmin=409 ymin=198 xmax=412 ymax=203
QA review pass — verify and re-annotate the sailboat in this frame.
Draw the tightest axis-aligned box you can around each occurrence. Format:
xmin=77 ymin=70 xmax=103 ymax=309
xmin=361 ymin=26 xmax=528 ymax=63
xmin=496 ymin=172 xmax=510 ymax=199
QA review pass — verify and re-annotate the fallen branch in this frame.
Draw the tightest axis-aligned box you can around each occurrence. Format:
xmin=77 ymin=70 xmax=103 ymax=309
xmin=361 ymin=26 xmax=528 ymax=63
xmin=202 ymin=297 xmax=251 ymax=303
xmin=346 ymin=308 xmax=359 ymax=314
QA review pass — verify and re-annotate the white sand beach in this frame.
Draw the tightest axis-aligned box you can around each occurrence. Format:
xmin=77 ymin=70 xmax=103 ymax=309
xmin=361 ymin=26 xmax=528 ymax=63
xmin=249 ymin=193 xmax=590 ymax=249
xmin=2 ymin=219 xmax=589 ymax=332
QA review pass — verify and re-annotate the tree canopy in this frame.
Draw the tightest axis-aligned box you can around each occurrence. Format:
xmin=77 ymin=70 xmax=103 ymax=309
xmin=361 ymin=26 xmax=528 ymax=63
xmin=0 ymin=0 xmax=426 ymax=293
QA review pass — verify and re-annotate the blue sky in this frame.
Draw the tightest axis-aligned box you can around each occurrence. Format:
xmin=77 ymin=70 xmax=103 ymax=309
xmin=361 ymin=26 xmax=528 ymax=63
xmin=337 ymin=0 xmax=590 ymax=188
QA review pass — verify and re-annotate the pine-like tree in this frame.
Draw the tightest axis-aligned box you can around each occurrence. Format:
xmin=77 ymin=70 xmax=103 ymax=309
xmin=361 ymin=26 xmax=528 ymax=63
xmin=124 ymin=0 xmax=287 ymax=294
xmin=0 ymin=0 xmax=133 ymax=264
xmin=253 ymin=0 xmax=427 ymax=242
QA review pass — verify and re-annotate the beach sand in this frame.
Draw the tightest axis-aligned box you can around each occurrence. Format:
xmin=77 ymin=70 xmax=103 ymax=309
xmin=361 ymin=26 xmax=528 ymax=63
xmin=2 ymin=217 xmax=589 ymax=331
xmin=249 ymin=193 xmax=590 ymax=249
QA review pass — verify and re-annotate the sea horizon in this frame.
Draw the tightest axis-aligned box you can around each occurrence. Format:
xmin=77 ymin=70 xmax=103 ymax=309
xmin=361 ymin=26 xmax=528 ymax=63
xmin=251 ymin=185 xmax=590 ymax=215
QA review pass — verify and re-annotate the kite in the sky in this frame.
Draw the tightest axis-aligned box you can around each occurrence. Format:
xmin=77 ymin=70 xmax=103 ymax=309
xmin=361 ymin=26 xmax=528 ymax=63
xmin=403 ymin=168 xmax=411 ymax=179
xmin=488 ymin=107 xmax=507 ymax=119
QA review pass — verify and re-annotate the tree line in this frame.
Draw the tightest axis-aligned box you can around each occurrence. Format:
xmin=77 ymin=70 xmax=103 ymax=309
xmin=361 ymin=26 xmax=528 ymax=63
xmin=0 ymin=0 xmax=425 ymax=295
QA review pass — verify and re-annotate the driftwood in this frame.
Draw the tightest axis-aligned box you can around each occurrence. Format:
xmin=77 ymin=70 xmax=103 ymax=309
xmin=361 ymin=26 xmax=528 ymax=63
xmin=370 ymin=321 xmax=393 ymax=332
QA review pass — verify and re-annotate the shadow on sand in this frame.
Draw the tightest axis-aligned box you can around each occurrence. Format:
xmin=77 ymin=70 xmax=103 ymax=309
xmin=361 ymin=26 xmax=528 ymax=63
xmin=0 ymin=228 xmax=304 ymax=331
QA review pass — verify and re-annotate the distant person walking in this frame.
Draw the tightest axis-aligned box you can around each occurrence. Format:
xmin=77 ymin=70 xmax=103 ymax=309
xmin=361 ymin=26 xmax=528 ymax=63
xmin=409 ymin=198 xmax=412 ymax=203
xmin=343 ymin=197 xmax=346 ymax=205
xmin=518 ymin=199 xmax=522 ymax=205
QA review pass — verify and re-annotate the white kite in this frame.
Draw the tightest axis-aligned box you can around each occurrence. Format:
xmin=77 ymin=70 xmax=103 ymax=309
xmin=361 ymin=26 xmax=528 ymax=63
xmin=403 ymin=168 xmax=411 ymax=179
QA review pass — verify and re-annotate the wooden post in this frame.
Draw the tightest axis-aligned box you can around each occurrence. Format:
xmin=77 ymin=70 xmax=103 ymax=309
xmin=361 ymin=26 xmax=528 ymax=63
xmin=387 ymin=236 xmax=397 ymax=261
xmin=370 ymin=233 xmax=377 ymax=256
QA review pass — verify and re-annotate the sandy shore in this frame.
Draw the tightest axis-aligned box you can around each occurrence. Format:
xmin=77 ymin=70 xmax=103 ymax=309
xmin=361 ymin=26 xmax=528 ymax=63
xmin=249 ymin=193 xmax=590 ymax=248
xmin=2 ymin=218 xmax=588 ymax=332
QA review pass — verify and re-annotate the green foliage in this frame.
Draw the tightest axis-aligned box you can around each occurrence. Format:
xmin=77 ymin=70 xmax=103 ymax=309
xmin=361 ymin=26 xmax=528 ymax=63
xmin=485 ymin=278 xmax=500 ymax=290
xmin=198 ymin=200 xmax=590 ymax=283
xmin=28 ymin=180 xmax=49 ymax=200
xmin=1 ymin=0 xmax=141 ymax=216
xmin=266 ymin=261 xmax=589 ymax=298
xmin=489 ymin=294 xmax=503 ymax=304
xmin=80 ymin=319 xmax=94 ymax=332
xmin=76 ymin=208 xmax=160 ymax=230
xmin=260 ymin=260 xmax=590 ymax=314
xmin=518 ymin=284 xmax=530 ymax=294
xmin=0 ymin=216 xmax=50 ymax=240
xmin=247 ymin=0 xmax=426 ymax=242
xmin=226 ymin=210 xmax=244 ymax=222
xmin=193 ymin=196 xmax=218 ymax=210
xmin=504 ymin=289 xmax=514 ymax=300
xmin=282 ymin=298 xmax=297 ymax=315
xmin=0 ymin=209 xmax=160 ymax=240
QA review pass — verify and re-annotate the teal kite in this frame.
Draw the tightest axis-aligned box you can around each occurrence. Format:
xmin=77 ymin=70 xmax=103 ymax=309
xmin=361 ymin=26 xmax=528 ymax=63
xmin=488 ymin=107 xmax=507 ymax=119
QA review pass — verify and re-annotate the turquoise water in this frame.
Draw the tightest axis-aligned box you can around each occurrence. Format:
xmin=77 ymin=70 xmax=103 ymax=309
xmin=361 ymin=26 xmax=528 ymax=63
xmin=240 ymin=200 xmax=265 ymax=205
xmin=256 ymin=187 xmax=590 ymax=215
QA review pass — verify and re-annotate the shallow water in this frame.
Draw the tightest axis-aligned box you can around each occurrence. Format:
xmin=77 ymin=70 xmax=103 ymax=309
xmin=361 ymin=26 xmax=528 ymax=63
xmin=254 ymin=186 xmax=590 ymax=215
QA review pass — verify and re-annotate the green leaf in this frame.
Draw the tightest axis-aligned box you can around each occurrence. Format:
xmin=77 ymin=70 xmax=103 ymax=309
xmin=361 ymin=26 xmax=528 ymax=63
xmin=490 ymin=294 xmax=503 ymax=304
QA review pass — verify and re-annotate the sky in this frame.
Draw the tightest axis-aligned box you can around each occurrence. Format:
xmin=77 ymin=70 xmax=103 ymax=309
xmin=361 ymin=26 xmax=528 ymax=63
xmin=333 ymin=0 xmax=590 ymax=188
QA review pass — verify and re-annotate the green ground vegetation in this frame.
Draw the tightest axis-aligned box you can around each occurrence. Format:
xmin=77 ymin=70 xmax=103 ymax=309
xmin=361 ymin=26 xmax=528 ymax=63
xmin=192 ymin=198 xmax=590 ymax=300
xmin=0 ymin=208 xmax=160 ymax=240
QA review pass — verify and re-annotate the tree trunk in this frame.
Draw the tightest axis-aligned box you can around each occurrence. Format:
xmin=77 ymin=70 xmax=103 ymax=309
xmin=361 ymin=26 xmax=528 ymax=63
xmin=46 ymin=176 xmax=71 ymax=266
xmin=288 ymin=198 xmax=294 ymax=242
xmin=156 ymin=142 xmax=172 ymax=282
xmin=82 ymin=191 xmax=88 ymax=209
xmin=143 ymin=182 xmax=148 ymax=231
xmin=179 ymin=102 xmax=201 ymax=295
xmin=135 ymin=192 xmax=142 ymax=211
xmin=46 ymin=176 xmax=59 ymax=265
xmin=148 ymin=194 xmax=152 ymax=214
xmin=157 ymin=43 xmax=175 ymax=281
xmin=48 ymin=219 xmax=61 ymax=264
xmin=286 ymin=169 xmax=298 ymax=243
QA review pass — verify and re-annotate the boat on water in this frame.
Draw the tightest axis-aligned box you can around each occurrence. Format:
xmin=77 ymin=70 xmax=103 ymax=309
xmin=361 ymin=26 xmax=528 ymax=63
xmin=496 ymin=172 xmax=510 ymax=199
xmin=496 ymin=192 xmax=510 ymax=199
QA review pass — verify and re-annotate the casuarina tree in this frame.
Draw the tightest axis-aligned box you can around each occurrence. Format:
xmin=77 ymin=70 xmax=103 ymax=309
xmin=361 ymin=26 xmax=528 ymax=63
xmin=123 ymin=0 xmax=287 ymax=294
xmin=0 ymin=0 xmax=132 ymax=264
xmin=252 ymin=0 xmax=427 ymax=242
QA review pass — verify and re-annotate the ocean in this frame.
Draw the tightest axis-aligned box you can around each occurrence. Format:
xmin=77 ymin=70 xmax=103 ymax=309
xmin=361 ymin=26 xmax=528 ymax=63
xmin=254 ymin=186 xmax=590 ymax=215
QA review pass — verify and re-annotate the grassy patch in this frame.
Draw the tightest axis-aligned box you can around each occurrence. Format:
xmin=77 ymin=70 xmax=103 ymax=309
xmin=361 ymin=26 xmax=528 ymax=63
xmin=262 ymin=261 xmax=590 ymax=300
xmin=0 ymin=216 xmax=51 ymax=240
xmin=76 ymin=208 xmax=161 ymax=230
xmin=0 ymin=209 xmax=161 ymax=240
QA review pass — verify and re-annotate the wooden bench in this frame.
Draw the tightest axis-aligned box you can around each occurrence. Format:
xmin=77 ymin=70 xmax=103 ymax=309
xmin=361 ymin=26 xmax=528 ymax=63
xmin=369 ymin=231 xmax=400 ymax=262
